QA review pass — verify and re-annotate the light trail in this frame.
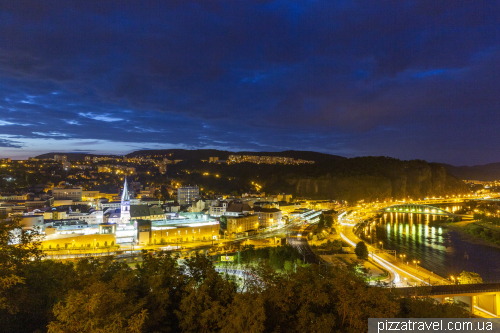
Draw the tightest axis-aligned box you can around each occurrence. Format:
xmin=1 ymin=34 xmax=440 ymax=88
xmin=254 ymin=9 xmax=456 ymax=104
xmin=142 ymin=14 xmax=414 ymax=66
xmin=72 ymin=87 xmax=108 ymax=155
xmin=340 ymin=229 xmax=432 ymax=286
xmin=340 ymin=231 xmax=400 ymax=284
xmin=475 ymin=306 xmax=498 ymax=318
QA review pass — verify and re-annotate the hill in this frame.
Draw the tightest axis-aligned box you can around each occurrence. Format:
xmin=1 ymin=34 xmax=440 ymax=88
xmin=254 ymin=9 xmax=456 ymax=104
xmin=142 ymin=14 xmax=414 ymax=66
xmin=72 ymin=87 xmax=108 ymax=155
xmin=441 ymin=163 xmax=500 ymax=181
xmin=35 ymin=152 xmax=119 ymax=161
xmin=34 ymin=150 xmax=469 ymax=201
xmin=126 ymin=149 xmax=346 ymax=162
xmin=168 ymin=156 xmax=469 ymax=202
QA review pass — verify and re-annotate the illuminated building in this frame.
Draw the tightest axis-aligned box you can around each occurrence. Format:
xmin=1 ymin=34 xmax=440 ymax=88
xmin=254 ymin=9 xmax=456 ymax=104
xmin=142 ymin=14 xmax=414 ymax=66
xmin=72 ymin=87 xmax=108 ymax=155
xmin=177 ymin=186 xmax=200 ymax=205
xmin=253 ymin=207 xmax=282 ymax=228
xmin=225 ymin=214 xmax=259 ymax=237
xmin=52 ymin=187 xmax=82 ymax=201
xmin=120 ymin=178 xmax=131 ymax=224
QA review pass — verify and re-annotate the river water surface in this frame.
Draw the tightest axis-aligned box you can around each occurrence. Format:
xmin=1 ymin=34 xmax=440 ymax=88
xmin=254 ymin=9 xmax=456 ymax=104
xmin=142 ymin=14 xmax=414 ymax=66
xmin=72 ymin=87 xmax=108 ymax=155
xmin=360 ymin=205 xmax=500 ymax=282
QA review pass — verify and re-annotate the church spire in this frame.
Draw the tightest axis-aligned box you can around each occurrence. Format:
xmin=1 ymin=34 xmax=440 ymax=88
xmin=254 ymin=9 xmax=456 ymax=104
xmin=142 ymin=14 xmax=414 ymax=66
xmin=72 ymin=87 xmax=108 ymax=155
xmin=122 ymin=178 xmax=130 ymax=201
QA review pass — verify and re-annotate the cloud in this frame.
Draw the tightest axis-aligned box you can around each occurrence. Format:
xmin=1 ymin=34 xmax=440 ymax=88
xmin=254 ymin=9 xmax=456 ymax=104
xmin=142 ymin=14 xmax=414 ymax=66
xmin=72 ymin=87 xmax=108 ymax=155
xmin=78 ymin=112 xmax=123 ymax=122
xmin=32 ymin=131 xmax=72 ymax=137
xmin=0 ymin=1 xmax=498 ymax=164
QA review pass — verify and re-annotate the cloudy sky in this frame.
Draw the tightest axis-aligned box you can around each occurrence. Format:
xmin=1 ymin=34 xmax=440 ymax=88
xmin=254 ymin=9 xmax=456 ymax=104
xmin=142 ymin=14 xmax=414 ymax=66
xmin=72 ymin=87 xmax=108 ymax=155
xmin=0 ymin=1 xmax=498 ymax=165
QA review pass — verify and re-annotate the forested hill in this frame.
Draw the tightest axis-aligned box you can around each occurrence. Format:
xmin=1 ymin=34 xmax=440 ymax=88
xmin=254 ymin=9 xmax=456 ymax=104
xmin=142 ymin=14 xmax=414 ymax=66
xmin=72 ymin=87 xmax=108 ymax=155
xmin=441 ymin=163 xmax=500 ymax=181
xmin=34 ymin=150 xmax=469 ymax=201
xmin=35 ymin=152 xmax=118 ymax=160
xmin=126 ymin=149 xmax=346 ymax=162
xmin=168 ymin=156 xmax=469 ymax=202
xmin=35 ymin=149 xmax=345 ymax=162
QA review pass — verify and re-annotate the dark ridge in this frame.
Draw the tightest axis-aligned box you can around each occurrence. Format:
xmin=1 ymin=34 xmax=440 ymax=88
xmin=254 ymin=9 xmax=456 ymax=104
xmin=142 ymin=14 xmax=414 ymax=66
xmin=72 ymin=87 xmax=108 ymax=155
xmin=441 ymin=163 xmax=500 ymax=181
xmin=125 ymin=149 xmax=346 ymax=162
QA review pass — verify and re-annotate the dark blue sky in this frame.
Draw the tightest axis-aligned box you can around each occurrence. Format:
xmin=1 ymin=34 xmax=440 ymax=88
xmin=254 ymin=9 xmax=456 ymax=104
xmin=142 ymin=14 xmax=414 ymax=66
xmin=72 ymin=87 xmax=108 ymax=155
xmin=0 ymin=1 xmax=499 ymax=165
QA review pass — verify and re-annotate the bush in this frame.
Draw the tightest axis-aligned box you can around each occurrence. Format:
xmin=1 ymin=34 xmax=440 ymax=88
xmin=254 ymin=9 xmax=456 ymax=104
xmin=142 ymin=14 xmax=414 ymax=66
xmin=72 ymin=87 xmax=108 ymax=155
xmin=481 ymin=229 xmax=492 ymax=239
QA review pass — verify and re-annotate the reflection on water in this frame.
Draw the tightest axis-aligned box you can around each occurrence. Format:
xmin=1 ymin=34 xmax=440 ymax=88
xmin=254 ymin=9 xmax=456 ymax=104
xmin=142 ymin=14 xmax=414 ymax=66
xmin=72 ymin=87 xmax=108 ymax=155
xmin=361 ymin=210 xmax=500 ymax=282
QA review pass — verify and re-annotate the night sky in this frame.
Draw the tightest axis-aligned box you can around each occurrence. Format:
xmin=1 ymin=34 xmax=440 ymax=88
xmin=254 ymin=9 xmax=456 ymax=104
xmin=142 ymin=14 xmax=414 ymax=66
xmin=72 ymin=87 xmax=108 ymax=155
xmin=0 ymin=1 xmax=499 ymax=165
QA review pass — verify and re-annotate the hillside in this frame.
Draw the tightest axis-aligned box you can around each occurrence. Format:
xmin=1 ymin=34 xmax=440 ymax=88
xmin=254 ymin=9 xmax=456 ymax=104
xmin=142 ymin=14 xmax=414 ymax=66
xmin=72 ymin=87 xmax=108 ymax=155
xmin=35 ymin=152 xmax=118 ymax=161
xmin=126 ymin=149 xmax=346 ymax=162
xmin=35 ymin=149 xmax=345 ymax=163
xmin=34 ymin=150 xmax=470 ymax=201
xmin=168 ymin=156 xmax=470 ymax=202
xmin=442 ymin=163 xmax=500 ymax=181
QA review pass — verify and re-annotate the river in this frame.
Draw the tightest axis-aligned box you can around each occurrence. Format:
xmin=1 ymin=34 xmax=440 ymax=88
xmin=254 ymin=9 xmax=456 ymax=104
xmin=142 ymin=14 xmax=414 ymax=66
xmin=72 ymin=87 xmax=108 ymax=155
xmin=360 ymin=204 xmax=500 ymax=282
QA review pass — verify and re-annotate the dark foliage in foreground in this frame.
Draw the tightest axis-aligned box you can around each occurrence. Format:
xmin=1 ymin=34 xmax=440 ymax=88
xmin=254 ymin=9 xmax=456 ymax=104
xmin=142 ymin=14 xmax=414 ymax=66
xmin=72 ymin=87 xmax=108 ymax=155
xmin=0 ymin=220 xmax=472 ymax=333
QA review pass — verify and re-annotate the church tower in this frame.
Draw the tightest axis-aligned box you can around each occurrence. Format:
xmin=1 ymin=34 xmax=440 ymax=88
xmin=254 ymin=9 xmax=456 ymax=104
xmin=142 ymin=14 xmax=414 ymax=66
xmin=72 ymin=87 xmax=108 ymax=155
xmin=120 ymin=178 xmax=131 ymax=224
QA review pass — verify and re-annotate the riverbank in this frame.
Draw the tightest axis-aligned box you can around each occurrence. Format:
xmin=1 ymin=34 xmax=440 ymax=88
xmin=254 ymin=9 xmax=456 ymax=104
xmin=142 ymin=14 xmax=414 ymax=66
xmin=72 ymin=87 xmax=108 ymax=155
xmin=445 ymin=220 xmax=500 ymax=250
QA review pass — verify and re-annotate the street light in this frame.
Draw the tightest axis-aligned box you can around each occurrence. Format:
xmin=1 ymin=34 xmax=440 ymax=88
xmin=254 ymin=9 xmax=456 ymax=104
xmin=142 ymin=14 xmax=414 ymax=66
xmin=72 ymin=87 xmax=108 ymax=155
xmin=379 ymin=241 xmax=383 ymax=250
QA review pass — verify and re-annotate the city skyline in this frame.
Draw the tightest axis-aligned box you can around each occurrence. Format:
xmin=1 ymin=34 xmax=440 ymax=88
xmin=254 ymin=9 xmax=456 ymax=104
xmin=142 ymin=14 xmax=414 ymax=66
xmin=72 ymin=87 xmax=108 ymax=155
xmin=0 ymin=1 xmax=499 ymax=165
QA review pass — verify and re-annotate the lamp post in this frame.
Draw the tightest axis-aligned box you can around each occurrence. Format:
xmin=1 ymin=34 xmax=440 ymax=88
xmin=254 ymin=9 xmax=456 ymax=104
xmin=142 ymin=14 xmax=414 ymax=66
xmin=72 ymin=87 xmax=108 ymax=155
xmin=399 ymin=254 xmax=406 ymax=263
xmin=379 ymin=241 xmax=383 ymax=250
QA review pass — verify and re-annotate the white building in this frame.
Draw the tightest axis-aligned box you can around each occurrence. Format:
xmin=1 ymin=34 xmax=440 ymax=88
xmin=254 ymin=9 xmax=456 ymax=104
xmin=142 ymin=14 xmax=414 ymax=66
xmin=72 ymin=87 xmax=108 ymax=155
xmin=121 ymin=178 xmax=131 ymax=224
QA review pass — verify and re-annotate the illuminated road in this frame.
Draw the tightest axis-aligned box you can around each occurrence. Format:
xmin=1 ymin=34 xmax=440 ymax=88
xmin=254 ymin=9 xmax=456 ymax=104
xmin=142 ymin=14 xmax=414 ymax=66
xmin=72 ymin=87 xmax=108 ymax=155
xmin=340 ymin=214 xmax=450 ymax=287
xmin=286 ymin=224 xmax=320 ymax=264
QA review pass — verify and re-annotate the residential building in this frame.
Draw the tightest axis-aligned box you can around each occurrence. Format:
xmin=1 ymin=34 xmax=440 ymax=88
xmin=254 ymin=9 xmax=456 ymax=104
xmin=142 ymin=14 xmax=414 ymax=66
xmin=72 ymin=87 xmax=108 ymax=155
xmin=253 ymin=207 xmax=282 ymax=228
xmin=52 ymin=187 xmax=82 ymax=201
xmin=225 ymin=214 xmax=259 ymax=236
xmin=209 ymin=201 xmax=228 ymax=217
xmin=277 ymin=193 xmax=293 ymax=202
xmin=130 ymin=205 xmax=165 ymax=221
xmin=177 ymin=186 xmax=200 ymax=205
xmin=278 ymin=202 xmax=301 ymax=215
xmin=224 ymin=202 xmax=253 ymax=216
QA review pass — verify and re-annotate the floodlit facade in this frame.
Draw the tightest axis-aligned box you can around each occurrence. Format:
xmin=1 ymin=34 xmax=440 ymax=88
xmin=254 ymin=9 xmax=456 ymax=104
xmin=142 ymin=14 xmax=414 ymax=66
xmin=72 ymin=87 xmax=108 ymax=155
xmin=226 ymin=214 xmax=259 ymax=236
xmin=120 ymin=178 xmax=131 ymax=224
xmin=253 ymin=207 xmax=282 ymax=228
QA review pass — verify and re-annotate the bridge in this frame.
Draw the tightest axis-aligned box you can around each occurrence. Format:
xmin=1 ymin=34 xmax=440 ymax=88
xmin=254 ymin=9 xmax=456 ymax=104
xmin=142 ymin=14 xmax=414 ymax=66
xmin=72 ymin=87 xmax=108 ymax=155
xmin=396 ymin=283 xmax=500 ymax=317
xmin=379 ymin=204 xmax=461 ymax=221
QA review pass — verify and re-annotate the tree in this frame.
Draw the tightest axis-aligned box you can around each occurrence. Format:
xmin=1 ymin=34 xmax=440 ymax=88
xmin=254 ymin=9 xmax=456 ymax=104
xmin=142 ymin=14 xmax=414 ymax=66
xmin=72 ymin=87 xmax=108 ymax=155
xmin=47 ymin=280 xmax=147 ymax=333
xmin=355 ymin=241 xmax=368 ymax=260
xmin=317 ymin=215 xmax=325 ymax=229
xmin=459 ymin=271 xmax=483 ymax=284
xmin=0 ymin=217 xmax=44 ymax=315
xmin=325 ymin=215 xmax=334 ymax=228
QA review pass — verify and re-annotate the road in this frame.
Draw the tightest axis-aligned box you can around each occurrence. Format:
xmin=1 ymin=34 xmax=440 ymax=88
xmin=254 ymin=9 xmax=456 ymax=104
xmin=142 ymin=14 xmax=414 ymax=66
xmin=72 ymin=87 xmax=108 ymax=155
xmin=339 ymin=212 xmax=451 ymax=287
xmin=286 ymin=223 xmax=320 ymax=264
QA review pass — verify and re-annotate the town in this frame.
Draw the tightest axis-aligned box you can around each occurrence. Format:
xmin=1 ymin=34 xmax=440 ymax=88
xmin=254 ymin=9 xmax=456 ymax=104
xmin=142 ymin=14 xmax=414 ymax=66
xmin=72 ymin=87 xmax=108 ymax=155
xmin=1 ymin=153 xmax=337 ymax=254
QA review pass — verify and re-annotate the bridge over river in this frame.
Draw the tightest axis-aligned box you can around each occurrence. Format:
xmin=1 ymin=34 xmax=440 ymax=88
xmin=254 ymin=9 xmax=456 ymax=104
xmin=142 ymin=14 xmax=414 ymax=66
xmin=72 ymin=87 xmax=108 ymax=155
xmin=379 ymin=203 xmax=461 ymax=221
xmin=396 ymin=283 xmax=500 ymax=317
